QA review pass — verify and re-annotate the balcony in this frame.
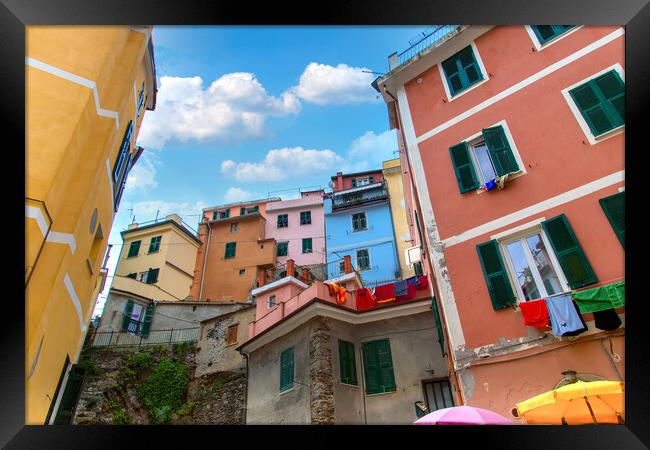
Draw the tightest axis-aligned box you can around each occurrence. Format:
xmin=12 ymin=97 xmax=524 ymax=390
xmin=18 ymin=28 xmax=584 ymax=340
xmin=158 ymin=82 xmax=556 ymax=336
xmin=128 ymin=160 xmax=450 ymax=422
xmin=388 ymin=25 xmax=466 ymax=72
xmin=331 ymin=182 xmax=388 ymax=211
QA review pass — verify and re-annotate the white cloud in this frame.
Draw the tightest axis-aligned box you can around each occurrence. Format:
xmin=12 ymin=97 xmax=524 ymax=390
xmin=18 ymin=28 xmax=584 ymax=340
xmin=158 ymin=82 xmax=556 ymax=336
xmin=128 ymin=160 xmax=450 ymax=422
xmin=223 ymin=187 xmax=260 ymax=203
xmin=292 ymin=62 xmax=379 ymax=105
xmin=137 ymin=73 xmax=300 ymax=149
xmin=221 ymin=147 xmax=344 ymax=182
xmin=345 ymin=130 xmax=398 ymax=171
xmin=125 ymin=153 xmax=158 ymax=191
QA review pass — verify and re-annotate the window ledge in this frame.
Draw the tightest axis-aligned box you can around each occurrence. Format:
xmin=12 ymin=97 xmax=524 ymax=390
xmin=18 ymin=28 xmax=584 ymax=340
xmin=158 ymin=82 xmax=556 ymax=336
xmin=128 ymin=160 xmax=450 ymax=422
xmin=592 ymin=125 xmax=625 ymax=145
xmin=447 ymin=77 xmax=490 ymax=102
xmin=340 ymin=382 xmax=359 ymax=388
xmin=279 ymin=386 xmax=295 ymax=395
xmin=365 ymin=389 xmax=397 ymax=397
xmin=474 ymin=170 xmax=524 ymax=195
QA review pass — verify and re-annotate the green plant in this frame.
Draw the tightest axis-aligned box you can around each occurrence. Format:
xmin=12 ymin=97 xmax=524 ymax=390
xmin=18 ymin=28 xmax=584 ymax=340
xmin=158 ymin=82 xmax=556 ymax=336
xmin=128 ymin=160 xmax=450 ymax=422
xmin=112 ymin=408 xmax=131 ymax=424
xmin=78 ymin=358 xmax=102 ymax=376
xmin=172 ymin=341 xmax=192 ymax=356
xmin=175 ymin=400 xmax=196 ymax=417
xmin=118 ymin=366 xmax=136 ymax=381
xmin=211 ymin=377 xmax=223 ymax=390
xmin=126 ymin=351 xmax=151 ymax=369
xmin=138 ymin=358 xmax=189 ymax=424
xmin=85 ymin=395 xmax=103 ymax=408
xmin=107 ymin=398 xmax=119 ymax=410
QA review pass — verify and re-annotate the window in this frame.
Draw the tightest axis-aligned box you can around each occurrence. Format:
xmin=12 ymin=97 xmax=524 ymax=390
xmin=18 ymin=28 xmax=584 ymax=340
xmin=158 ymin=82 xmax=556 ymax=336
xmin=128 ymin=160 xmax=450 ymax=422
xmin=423 ymin=379 xmax=454 ymax=412
xmin=145 ymin=268 xmax=159 ymax=284
xmin=356 ymin=249 xmax=370 ymax=271
xmin=225 ymin=242 xmax=236 ymax=259
xmin=148 ymin=236 xmax=161 ymax=253
xmin=599 ymin=192 xmax=625 ymax=248
xmin=352 ymin=212 xmax=367 ymax=232
xmin=413 ymin=261 xmax=424 ymax=276
xmin=531 ymin=25 xmax=576 ymax=45
xmin=477 ymin=214 xmax=597 ymax=309
xmin=126 ymin=272 xmax=137 ymax=279
xmin=277 ymin=242 xmax=289 ymax=257
xmin=339 ymin=340 xmax=358 ymax=385
xmin=137 ymin=271 xmax=148 ymax=283
xmin=239 ymin=269 xmax=246 ymax=276
xmin=441 ymin=45 xmax=484 ymax=96
xmin=241 ymin=205 xmax=259 ymax=215
xmin=112 ymin=121 xmax=134 ymax=185
xmin=230 ymin=223 xmax=238 ymax=232
xmin=121 ymin=300 xmax=155 ymax=337
xmin=268 ymin=295 xmax=276 ymax=308
xmin=362 ymin=339 xmax=396 ymax=395
xmin=302 ymin=238 xmax=313 ymax=254
xmin=300 ymin=211 xmax=311 ymax=225
xmin=352 ymin=176 xmax=374 ymax=188
xmin=136 ymin=82 xmax=145 ymax=118
xmin=280 ymin=347 xmax=295 ymax=392
xmin=214 ymin=209 xmax=230 ymax=220
xmin=339 ymin=260 xmax=346 ymax=274
xmin=128 ymin=303 xmax=144 ymax=334
xmin=127 ymin=240 xmax=141 ymax=258
xmin=568 ymin=69 xmax=624 ymax=137
xmin=449 ymin=125 xmax=520 ymax=193
xmin=277 ymin=214 xmax=288 ymax=228
xmin=226 ymin=324 xmax=238 ymax=345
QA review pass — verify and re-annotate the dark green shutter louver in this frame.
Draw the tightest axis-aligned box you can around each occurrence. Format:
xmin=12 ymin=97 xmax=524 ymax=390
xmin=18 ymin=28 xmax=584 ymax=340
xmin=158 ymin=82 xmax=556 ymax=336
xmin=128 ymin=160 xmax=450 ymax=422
xmin=146 ymin=268 xmax=159 ymax=284
xmin=140 ymin=303 xmax=155 ymax=337
xmin=599 ymin=192 xmax=624 ymax=248
xmin=240 ymin=207 xmax=246 ymax=215
xmin=52 ymin=365 xmax=86 ymax=424
xmin=121 ymin=300 xmax=134 ymax=331
xmin=339 ymin=340 xmax=358 ymax=385
xmin=569 ymin=70 xmax=624 ymax=137
xmin=362 ymin=339 xmax=396 ymax=394
xmin=441 ymin=46 xmax=483 ymax=96
xmin=449 ymin=142 xmax=479 ymax=193
xmin=377 ymin=341 xmax=396 ymax=392
xmin=225 ymin=242 xmax=236 ymax=258
xmin=476 ymin=240 xmax=517 ymax=310
xmin=542 ymin=214 xmax=597 ymax=289
xmin=482 ymin=126 xmax=519 ymax=176
xmin=280 ymin=347 xmax=294 ymax=391
xmin=127 ymin=240 xmax=141 ymax=257
xmin=531 ymin=25 xmax=576 ymax=44
xmin=302 ymin=238 xmax=312 ymax=253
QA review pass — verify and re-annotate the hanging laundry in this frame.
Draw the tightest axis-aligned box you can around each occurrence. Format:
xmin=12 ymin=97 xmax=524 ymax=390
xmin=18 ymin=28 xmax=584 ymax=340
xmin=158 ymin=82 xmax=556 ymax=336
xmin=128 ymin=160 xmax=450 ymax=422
xmin=374 ymin=283 xmax=395 ymax=303
xmin=325 ymin=282 xmax=337 ymax=297
xmin=571 ymin=281 xmax=625 ymax=314
xmin=416 ymin=275 xmax=428 ymax=290
xmin=395 ymin=283 xmax=416 ymax=302
xmin=593 ymin=308 xmax=622 ymax=331
xmin=483 ymin=178 xmax=497 ymax=191
xmin=336 ymin=285 xmax=347 ymax=304
xmin=495 ymin=173 xmax=510 ymax=190
xmin=545 ymin=295 xmax=587 ymax=337
xmin=519 ymin=299 xmax=550 ymax=327
xmin=394 ymin=279 xmax=409 ymax=297
xmin=356 ymin=288 xmax=377 ymax=310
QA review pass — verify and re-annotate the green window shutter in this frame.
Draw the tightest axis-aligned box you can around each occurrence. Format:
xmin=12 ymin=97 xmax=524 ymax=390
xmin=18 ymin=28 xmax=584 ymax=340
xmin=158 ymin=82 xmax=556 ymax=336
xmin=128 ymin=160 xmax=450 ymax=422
xmin=52 ymin=365 xmax=86 ymax=424
xmin=121 ymin=300 xmax=134 ymax=331
xmin=280 ymin=347 xmax=294 ymax=391
xmin=377 ymin=340 xmax=396 ymax=392
xmin=569 ymin=70 xmax=624 ymax=137
xmin=362 ymin=341 xmax=381 ymax=394
xmin=476 ymin=240 xmax=517 ymax=310
xmin=127 ymin=240 xmax=141 ymax=257
xmin=140 ymin=303 xmax=155 ymax=337
xmin=482 ymin=126 xmax=519 ymax=176
xmin=240 ymin=207 xmax=246 ymax=215
xmin=146 ymin=268 xmax=159 ymax=284
xmin=277 ymin=242 xmax=288 ymax=257
xmin=224 ymin=208 xmax=230 ymax=218
xmin=441 ymin=46 xmax=483 ymax=96
xmin=225 ymin=242 xmax=236 ymax=258
xmin=449 ymin=142 xmax=479 ymax=193
xmin=531 ymin=25 xmax=575 ymax=44
xmin=599 ymin=192 xmax=625 ymax=248
xmin=339 ymin=340 xmax=358 ymax=385
xmin=302 ymin=238 xmax=312 ymax=253
xmin=148 ymin=236 xmax=161 ymax=253
xmin=542 ymin=214 xmax=598 ymax=289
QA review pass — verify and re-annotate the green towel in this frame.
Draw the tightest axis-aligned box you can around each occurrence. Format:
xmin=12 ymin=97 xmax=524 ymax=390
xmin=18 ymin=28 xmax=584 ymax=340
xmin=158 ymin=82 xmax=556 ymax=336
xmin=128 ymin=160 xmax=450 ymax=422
xmin=571 ymin=281 xmax=625 ymax=314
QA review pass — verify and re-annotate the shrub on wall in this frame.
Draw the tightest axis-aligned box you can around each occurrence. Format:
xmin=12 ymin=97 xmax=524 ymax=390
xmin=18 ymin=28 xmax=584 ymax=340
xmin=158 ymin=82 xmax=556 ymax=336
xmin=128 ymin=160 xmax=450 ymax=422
xmin=138 ymin=358 xmax=189 ymax=424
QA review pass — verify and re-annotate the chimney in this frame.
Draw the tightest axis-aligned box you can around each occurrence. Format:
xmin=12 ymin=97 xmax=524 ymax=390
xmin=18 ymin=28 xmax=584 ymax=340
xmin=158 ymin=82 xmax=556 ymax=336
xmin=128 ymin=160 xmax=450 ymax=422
xmin=336 ymin=172 xmax=344 ymax=191
xmin=388 ymin=52 xmax=399 ymax=71
xmin=286 ymin=259 xmax=296 ymax=278
xmin=258 ymin=270 xmax=267 ymax=288
xmin=301 ymin=267 xmax=310 ymax=283
xmin=166 ymin=214 xmax=183 ymax=225
xmin=344 ymin=255 xmax=353 ymax=274
xmin=128 ymin=223 xmax=139 ymax=230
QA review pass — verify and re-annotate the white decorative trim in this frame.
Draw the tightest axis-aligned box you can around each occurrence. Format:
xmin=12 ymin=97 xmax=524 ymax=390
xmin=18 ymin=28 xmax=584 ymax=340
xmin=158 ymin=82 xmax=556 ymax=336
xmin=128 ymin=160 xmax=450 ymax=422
xmin=618 ymin=186 xmax=625 ymax=193
xmin=490 ymin=217 xmax=546 ymax=241
xmin=25 ymin=204 xmax=76 ymax=254
xmin=437 ymin=41 xmax=490 ymax=102
xmin=397 ymin=85 xmax=466 ymax=351
xmin=251 ymin=276 xmax=309 ymax=297
xmin=524 ymin=25 xmax=584 ymax=52
xmin=63 ymin=273 xmax=87 ymax=332
xmin=324 ymin=272 xmax=361 ymax=285
xmin=416 ymin=28 xmax=625 ymax=144
xmin=26 ymin=57 xmax=120 ymax=131
xmin=560 ymin=63 xmax=625 ymax=146
xmin=442 ymin=170 xmax=625 ymax=247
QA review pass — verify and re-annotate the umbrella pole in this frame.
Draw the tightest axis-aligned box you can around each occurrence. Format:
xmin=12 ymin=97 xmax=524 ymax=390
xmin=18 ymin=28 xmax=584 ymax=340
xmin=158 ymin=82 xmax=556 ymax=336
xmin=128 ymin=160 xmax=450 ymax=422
xmin=584 ymin=397 xmax=599 ymax=424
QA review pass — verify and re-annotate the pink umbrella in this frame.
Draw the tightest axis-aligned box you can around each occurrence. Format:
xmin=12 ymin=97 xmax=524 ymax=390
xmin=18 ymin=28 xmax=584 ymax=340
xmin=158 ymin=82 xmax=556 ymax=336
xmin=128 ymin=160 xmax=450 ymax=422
xmin=413 ymin=405 xmax=515 ymax=425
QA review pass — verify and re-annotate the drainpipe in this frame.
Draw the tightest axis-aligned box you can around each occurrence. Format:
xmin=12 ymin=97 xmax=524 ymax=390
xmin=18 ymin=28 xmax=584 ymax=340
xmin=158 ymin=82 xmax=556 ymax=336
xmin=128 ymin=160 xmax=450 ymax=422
xmin=243 ymin=351 xmax=249 ymax=424
xmin=198 ymin=221 xmax=212 ymax=301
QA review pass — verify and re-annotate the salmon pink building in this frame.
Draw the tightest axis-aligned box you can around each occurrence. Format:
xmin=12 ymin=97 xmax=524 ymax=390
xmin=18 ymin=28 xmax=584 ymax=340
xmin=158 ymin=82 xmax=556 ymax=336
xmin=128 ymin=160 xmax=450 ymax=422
xmin=376 ymin=25 xmax=625 ymax=419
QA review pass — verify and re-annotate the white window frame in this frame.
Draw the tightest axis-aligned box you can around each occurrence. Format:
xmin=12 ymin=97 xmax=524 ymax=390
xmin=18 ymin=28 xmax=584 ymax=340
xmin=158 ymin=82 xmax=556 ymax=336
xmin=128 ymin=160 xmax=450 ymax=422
xmin=524 ymin=25 xmax=583 ymax=52
xmin=459 ymin=119 xmax=527 ymax=192
xmin=497 ymin=225 xmax=570 ymax=304
xmin=356 ymin=248 xmax=372 ymax=271
xmin=355 ymin=177 xmax=372 ymax=187
xmin=561 ymin=63 xmax=625 ymax=146
xmin=268 ymin=295 xmax=276 ymax=309
xmin=217 ymin=209 xmax=229 ymax=219
xmin=351 ymin=212 xmax=368 ymax=232
xmin=437 ymin=41 xmax=490 ymax=102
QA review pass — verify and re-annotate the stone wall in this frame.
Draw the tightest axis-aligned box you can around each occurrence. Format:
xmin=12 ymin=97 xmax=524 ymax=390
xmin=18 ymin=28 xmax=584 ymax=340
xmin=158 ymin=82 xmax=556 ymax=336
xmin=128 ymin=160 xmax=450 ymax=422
xmin=309 ymin=317 xmax=335 ymax=424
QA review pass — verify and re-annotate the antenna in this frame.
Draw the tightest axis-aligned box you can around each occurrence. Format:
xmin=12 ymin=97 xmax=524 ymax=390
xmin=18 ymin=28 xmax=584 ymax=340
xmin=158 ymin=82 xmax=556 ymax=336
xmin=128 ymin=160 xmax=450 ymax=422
xmin=154 ymin=209 xmax=160 ymax=222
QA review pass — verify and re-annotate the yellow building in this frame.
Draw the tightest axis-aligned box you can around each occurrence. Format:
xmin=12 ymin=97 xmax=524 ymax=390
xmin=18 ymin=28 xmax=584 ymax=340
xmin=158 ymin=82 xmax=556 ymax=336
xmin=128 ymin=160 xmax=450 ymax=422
xmin=112 ymin=214 xmax=201 ymax=302
xmin=382 ymin=158 xmax=416 ymax=279
xmin=25 ymin=26 xmax=157 ymax=424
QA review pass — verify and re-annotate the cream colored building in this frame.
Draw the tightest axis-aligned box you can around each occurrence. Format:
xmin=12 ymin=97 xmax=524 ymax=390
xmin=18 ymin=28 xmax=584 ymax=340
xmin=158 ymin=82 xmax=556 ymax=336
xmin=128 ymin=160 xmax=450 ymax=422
xmin=382 ymin=159 xmax=416 ymax=279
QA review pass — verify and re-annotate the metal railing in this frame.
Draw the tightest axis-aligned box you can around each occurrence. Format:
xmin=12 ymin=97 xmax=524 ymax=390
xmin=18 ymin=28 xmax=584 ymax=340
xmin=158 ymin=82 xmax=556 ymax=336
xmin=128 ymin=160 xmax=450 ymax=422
xmin=91 ymin=327 xmax=200 ymax=347
xmin=331 ymin=184 xmax=388 ymax=210
xmin=394 ymin=25 xmax=464 ymax=69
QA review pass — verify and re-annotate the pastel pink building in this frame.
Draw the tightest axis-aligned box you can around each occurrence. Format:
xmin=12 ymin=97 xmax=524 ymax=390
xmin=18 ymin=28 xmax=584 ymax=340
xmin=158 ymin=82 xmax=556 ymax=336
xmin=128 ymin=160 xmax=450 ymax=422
xmin=264 ymin=190 xmax=326 ymax=268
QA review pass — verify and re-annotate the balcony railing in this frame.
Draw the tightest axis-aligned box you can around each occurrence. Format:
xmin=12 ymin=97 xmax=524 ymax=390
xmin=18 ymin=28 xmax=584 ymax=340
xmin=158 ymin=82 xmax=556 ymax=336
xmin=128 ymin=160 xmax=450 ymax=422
xmin=91 ymin=327 xmax=200 ymax=347
xmin=331 ymin=183 xmax=388 ymax=210
xmin=390 ymin=25 xmax=465 ymax=71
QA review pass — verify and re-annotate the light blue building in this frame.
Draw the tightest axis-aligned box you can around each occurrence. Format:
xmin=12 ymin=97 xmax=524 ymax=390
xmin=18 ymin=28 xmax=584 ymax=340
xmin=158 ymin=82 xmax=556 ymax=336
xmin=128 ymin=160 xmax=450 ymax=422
xmin=324 ymin=170 xmax=401 ymax=285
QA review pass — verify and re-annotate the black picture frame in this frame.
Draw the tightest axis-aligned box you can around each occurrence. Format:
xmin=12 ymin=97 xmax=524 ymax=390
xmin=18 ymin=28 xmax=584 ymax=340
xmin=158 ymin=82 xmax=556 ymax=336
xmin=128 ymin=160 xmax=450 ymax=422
xmin=5 ymin=0 xmax=648 ymax=447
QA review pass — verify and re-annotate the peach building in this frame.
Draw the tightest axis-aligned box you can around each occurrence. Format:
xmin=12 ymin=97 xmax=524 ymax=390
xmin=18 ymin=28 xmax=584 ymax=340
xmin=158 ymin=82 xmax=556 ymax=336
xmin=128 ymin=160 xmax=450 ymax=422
xmin=376 ymin=25 xmax=625 ymax=418
xmin=189 ymin=198 xmax=280 ymax=303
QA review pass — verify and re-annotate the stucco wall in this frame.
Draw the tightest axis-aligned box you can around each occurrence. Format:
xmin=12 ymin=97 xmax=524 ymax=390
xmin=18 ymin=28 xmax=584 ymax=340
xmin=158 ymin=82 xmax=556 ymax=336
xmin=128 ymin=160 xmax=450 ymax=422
xmin=246 ymin=321 xmax=312 ymax=424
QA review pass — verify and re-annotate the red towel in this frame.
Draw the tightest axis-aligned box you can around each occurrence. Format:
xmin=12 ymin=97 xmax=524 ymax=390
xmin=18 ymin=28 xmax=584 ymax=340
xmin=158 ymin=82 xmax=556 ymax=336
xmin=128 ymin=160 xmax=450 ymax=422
xmin=519 ymin=299 xmax=550 ymax=327
xmin=374 ymin=283 xmax=395 ymax=303
xmin=416 ymin=275 xmax=428 ymax=290
xmin=395 ymin=284 xmax=416 ymax=302
xmin=356 ymin=288 xmax=377 ymax=310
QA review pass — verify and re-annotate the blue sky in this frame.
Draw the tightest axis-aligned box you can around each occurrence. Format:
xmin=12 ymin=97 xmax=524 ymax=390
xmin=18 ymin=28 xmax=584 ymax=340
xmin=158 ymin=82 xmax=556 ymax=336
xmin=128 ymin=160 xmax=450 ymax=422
xmin=93 ymin=25 xmax=429 ymax=316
